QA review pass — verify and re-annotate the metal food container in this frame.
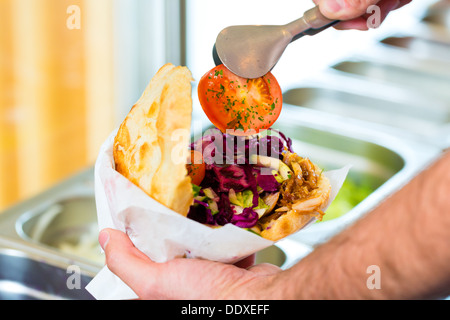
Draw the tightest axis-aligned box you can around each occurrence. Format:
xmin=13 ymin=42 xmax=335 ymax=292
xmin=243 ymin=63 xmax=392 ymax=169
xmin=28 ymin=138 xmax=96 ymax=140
xmin=422 ymin=1 xmax=450 ymax=29
xmin=17 ymin=196 xmax=103 ymax=265
xmin=283 ymin=80 xmax=450 ymax=147
xmin=380 ymin=36 xmax=450 ymax=62
xmin=0 ymin=248 xmax=94 ymax=300
xmin=332 ymin=60 xmax=450 ymax=101
xmin=0 ymin=169 xmax=99 ymax=300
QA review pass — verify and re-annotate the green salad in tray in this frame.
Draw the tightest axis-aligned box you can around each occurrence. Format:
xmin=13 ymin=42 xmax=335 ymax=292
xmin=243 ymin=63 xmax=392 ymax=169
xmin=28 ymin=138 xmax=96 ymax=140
xmin=319 ymin=174 xmax=376 ymax=222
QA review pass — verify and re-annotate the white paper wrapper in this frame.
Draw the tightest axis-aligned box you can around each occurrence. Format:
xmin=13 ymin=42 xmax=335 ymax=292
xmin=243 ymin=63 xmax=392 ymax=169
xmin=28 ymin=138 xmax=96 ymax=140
xmin=86 ymin=129 xmax=350 ymax=300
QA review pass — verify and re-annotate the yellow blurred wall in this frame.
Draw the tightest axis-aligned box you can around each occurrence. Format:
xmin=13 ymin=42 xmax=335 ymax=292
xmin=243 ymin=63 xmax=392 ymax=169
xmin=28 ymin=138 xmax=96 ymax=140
xmin=0 ymin=0 xmax=115 ymax=210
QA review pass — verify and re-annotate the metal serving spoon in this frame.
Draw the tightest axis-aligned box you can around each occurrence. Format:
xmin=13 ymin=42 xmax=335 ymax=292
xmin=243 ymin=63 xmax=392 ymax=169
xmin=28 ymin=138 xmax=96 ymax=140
xmin=213 ymin=6 xmax=339 ymax=79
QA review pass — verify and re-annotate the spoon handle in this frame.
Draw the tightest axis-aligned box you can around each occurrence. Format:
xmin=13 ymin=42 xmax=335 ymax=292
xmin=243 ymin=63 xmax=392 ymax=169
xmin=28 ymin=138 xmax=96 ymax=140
xmin=285 ymin=6 xmax=339 ymax=42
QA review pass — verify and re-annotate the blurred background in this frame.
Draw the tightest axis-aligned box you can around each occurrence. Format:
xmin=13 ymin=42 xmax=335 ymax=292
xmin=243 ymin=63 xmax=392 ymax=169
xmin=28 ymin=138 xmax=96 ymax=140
xmin=0 ymin=0 xmax=441 ymax=211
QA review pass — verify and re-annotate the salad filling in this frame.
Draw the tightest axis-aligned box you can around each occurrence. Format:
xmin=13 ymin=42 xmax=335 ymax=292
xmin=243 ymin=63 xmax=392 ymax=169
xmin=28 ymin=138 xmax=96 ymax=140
xmin=187 ymin=128 xmax=324 ymax=233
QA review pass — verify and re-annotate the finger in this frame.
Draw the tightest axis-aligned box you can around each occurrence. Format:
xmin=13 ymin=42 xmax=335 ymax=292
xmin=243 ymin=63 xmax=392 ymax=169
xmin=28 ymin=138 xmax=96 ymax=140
xmin=371 ymin=0 xmax=401 ymax=19
xmin=100 ymin=228 xmax=159 ymax=295
xmin=394 ymin=0 xmax=412 ymax=10
xmin=334 ymin=17 xmax=370 ymax=30
xmin=333 ymin=0 xmax=401 ymax=30
xmin=234 ymin=254 xmax=256 ymax=269
xmin=247 ymin=263 xmax=282 ymax=275
xmin=317 ymin=0 xmax=381 ymax=21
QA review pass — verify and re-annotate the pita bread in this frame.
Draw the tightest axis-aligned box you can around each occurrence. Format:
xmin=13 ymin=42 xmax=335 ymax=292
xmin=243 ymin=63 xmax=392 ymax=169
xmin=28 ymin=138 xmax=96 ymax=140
xmin=113 ymin=64 xmax=194 ymax=216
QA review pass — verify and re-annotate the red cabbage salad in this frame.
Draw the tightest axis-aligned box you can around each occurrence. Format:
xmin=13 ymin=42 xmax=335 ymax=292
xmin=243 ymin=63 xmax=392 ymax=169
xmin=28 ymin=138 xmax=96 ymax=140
xmin=187 ymin=128 xmax=295 ymax=230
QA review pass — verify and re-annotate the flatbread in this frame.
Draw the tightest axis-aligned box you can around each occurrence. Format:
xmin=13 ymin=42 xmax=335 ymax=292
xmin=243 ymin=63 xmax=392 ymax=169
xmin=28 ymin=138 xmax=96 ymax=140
xmin=113 ymin=64 xmax=194 ymax=216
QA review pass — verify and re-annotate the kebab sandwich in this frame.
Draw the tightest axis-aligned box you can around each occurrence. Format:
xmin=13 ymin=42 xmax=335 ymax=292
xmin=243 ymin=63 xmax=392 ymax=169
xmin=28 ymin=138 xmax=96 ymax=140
xmin=113 ymin=63 xmax=331 ymax=242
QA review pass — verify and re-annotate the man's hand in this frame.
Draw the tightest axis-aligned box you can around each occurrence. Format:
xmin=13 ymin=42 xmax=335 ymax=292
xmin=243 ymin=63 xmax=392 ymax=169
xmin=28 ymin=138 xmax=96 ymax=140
xmin=314 ymin=0 xmax=412 ymax=30
xmin=99 ymin=228 xmax=282 ymax=299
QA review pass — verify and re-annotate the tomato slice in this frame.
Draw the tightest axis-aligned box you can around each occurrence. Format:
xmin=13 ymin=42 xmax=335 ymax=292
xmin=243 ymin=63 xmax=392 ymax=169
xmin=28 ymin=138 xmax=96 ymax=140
xmin=198 ymin=65 xmax=282 ymax=136
xmin=186 ymin=150 xmax=206 ymax=186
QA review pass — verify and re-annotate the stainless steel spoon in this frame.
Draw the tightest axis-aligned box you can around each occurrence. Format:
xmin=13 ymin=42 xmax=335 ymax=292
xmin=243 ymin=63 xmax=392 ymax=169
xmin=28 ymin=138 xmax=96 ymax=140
xmin=213 ymin=6 xmax=339 ymax=79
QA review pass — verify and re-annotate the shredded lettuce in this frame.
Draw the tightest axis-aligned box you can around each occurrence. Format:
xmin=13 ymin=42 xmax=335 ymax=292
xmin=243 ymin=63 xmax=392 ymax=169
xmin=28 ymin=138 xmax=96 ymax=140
xmin=229 ymin=189 xmax=253 ymax=208
xmin=191 ymin=184 xmax=201 ymax=197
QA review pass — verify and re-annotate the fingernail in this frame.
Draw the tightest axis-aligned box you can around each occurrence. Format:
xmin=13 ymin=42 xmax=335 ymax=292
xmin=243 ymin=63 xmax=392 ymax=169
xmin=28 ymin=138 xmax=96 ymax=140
xmin=99 ymin=230 xmax=110 ymax=250
xmin=322 ymin=0 xmax=345 ymax=13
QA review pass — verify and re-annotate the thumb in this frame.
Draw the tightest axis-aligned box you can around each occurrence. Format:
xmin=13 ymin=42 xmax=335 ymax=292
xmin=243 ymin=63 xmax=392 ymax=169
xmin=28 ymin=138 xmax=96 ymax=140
xmin=317 ymin=0 xmax=380 ymax=20
xmin=99 ymin=229 xmax=158 ymax=295
xmin=99 ymin=228 xmax=150 ymax=262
